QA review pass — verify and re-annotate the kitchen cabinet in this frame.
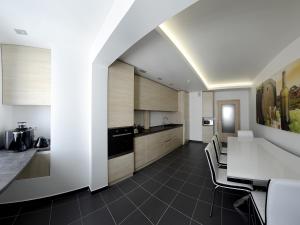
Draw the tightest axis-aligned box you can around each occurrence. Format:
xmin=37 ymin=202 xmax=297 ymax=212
xmin=108 ymin=152 xmax=134 ymax=184
xmin=202 ymin=91 xmax=214 ymax=117
xmin=202 ymin=126 xmax=214 ymax=143
xmin=108 ymin=61 xmax=134 ymax=128
xmin=178 ymin=91 xmax=189 ymax=144
xmin=17 ymin=151 xmax=50 ymax=179
xmin=134 ymin=127 xmax=183 ymax=171
xmin=134 ymin=75 xmax=178 ymax=111
xmin=1 ymin=44 xmax=51 ymax=105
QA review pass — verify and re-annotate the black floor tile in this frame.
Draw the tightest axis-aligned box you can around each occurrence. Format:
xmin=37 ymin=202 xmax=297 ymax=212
xmin=69 ymin=220 xmax=82 ymax=225
xmin=154 ymin=186 xmax=177 ymax=204
xmin=140 ymin=196 xmax=168 ymax=224
xmin=20 ymin=199 xmax=52 ymax=214
xmin=222 ymin=192 xmax=245 ymax=211
xmin=173 ymin=171 xmax=190 ymax=181
xmin=117 ymin=179 xmax=138 ymax=194
xmin=0 ymin=216 xmax=17 ymax=225
xmin=141 ymin=179 xmax=161 ymax=193
xmin=50 ymin=199 xmax=81 ymax=225
xmin=158 ymin=207 xmax=190 ymax=225
xmin=82 ymin=207 xmax=115 ymax=225
xmin=222 ymin=208 xmax=247 ymax=225
xmin=180 ymin=182 xmax=202 ymax=199
xmin=198 ymin=188 xmax=222 ymax=207
xmin=187 ymin=174 xmax=205 ymax=187
xmin=152 ymin=172 xmax=170 ymax=184
xmin=15 ymin=208 xmax=50 ymax=225
xmin=127 ymin=187 xmax=151 ymax=206
xmin=121 ymin=210 xmax=152 ymax=225
xmin=131 ymin=172 xmax=149 ymax=185
xmin=100 ymin=186 xmax=123 ymax=204
xmin=171 ymin=193 xmax=197 ymax=217
xmin=0 ymin=203 xmax=21 ymax=218
xmin=79 ymin=194 xmax=105 ymax=216
xmin=165 ymin=178 xmax=184 ymax=191
xmin=193 ymin=201 xmax=221 ymax=225
xmin=107 ymin=196 xmax=136 ymax=224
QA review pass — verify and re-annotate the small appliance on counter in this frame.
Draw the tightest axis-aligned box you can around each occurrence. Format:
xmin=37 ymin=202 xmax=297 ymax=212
xmin=4 ymin=122 xmax=34 ymax=152
xmin=34 ymin=136 xmax=50 ymax=148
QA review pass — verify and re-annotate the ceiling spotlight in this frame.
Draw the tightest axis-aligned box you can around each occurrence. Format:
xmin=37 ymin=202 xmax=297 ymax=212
xmin=169 ymin=83 xmax=173 ymax=86
xmin=139 ymin=69 xmax=146 ymax=73
xmin=187 ymin=80 xmax=190 ymax=83
xmin=14 ymin=29 xmax=27 ymax=35
xmin=157 ymin=77 xmax=162 ymax=81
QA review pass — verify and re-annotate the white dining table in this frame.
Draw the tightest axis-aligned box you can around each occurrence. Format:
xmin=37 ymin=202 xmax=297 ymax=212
xmin=227 ymin=137 xmax=300 ymax=182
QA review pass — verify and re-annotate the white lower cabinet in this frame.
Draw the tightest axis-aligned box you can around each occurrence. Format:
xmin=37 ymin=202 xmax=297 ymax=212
xmin=134 ymin=127 xmax=183 ymax=171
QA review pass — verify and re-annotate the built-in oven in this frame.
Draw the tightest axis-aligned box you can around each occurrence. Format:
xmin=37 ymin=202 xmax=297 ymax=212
xmin=108 ymin=126 xmax=134 ymax=159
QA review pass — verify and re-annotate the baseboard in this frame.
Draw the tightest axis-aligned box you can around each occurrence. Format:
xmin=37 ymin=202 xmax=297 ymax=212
xmin=89 ymin=185 xmax=109 ymax=194
xmin=188 ymin=140 xmax=204 ymax=143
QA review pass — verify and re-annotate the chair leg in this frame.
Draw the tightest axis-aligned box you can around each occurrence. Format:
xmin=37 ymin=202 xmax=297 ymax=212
xmin=248 ymin=195 xmax=251 ymax=225
xmin=210 ymin=186 xmax=218 ymax=217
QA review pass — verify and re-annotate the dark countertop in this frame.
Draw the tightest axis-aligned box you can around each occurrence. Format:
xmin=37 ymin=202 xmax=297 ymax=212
xmin=134 ymin=124 xmax=183 ymax=137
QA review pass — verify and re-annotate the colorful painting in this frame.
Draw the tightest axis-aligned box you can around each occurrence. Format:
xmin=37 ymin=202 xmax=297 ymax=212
xmin=256 ymin=59 xmax=300 ymax=133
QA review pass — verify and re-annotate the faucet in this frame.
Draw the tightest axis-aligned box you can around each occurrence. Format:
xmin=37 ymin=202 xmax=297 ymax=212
xmin=162 ymin=116 xmax=169 ymax=126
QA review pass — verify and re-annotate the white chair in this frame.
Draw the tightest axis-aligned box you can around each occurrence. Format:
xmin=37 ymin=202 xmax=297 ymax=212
xmin=211 ymin=135 xmax=227 ymax=166
xmin=205 ymin=142 xmax=253 ymax=216
xmin=215 ymin=131 xmax=227 ymax=154
xmin=237 ymin=130 xmax=254 ymax=138
xmin=250 ymin=179 xmax=300 ymax=225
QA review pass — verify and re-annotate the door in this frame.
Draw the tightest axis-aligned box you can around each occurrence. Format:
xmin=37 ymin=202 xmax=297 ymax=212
xmin=217 ymin=100 xmax=240 ymax=142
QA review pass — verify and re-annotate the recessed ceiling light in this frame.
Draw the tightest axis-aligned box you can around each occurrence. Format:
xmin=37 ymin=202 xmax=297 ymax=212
xmin=14 ymin=29 xmax=27 ymax=35
xmin=157 ymin=77 xmax=162 ymax=81
xmin=187 ymin=80 xmax=190 ymax=83
xmin=169 ymin=83 xmax=173 ymax=86
xmin=139 ymin=69 xmax=146 ymax=73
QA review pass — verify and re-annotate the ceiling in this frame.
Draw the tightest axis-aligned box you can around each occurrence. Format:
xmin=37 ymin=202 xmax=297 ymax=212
xmin=121 ymin=0 xmax=300 ymax=90
xmin=120 ymin=30 xmax=206 ymax=91
xmin=0 ymin=0 xmax=114 ymax=49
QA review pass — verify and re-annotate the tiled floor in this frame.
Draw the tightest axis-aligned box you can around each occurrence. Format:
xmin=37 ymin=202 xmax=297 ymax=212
xmin=0 ymin=142 xmax=250 ymax=225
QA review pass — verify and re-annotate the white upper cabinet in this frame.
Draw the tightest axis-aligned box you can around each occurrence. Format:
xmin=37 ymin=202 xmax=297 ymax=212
xmin=1 ymin=44 xmax=51 ymax=105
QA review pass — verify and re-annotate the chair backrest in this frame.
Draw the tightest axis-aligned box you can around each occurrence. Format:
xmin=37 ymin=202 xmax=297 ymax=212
xmin=237 ymin=130 xmax=254 ymax=138
xmin=266 ymin=179 xmax=300 ymax=225
xmin=205 ymin=142 xmax=218 ymax=185
xmin=215 ymin=131 xmax=222 ymax=149
xmin=211 ymin=135 xmax=221 ymax=156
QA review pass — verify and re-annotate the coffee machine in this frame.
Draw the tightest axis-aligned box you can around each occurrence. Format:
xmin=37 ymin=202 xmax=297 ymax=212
xmin=5 ymin=122 xmax=34 ymax=151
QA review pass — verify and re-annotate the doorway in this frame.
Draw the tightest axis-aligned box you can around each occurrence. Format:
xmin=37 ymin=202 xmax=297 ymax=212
xmin=217 ymin=100 xmax=240 ymax=142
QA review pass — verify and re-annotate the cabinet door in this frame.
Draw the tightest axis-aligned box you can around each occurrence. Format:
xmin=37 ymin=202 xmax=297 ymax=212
xmin=108 ymin=61 xmax=134 ymax=128
xmin=134 ymin=136 xmax=147 ymax=170
xmin=146 ymin=132 xmax=164 ymax=162
xmin=202 ymin=91 xmax=214 ymax=117
xmin=17 ymin=152 xmax=50 ymax=179
xmin=1 ymin=44 xmax=51 ymax=105
xmin=135 ymin=75 xmax=178 ymax=111
xmin=202 ymin=126 xmax=214 ymax=143
xmin=108 ymin=153 xmax=134 ymax=184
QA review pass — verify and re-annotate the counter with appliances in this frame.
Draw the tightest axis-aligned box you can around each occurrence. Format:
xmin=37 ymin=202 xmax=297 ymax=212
xmin=134 ymin=124 xmax=183 ymax=137
xmin=0 ymin=149 xmax=37 ymax=193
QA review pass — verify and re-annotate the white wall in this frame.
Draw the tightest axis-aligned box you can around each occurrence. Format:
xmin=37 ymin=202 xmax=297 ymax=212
xmin=214 ymin=89 xmax=250 ymax=130
xmin=150 ymin=111 xmax=178 ymax=126
xmin=189 ymin=91 xmax=202 ymax=141
xmin=250 ymin=36 xmax=300 ymax=157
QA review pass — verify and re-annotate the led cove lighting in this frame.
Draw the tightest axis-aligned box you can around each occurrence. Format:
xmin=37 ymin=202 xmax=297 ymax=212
xmin=159 ymin=23 xmax=252 ymax=90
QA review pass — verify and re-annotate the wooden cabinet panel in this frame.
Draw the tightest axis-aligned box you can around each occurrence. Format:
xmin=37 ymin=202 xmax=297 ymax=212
xmin=202 ymin=126 xmax=214 ymax=143
xmin=108 ymin=61 xmax=134 ymax=128
xmin=134 ymin=136 xmax=147 ymax=170
xmin=108 ymin=153 xmax=134 ymax=184
xmin=134 ymin=127 xmax=183 ymax=171
xmin=134 ymin=75 xmax=178 ymax=111
xmin=178 ymin=91 xmax=189 ymax=144
xmin=17 ymin=152 xmax=50 ymax=179
xmin=1 ymin=44 xmax=51 ymax=105
xmin=202 ymin=91 xmax=214 ymax=117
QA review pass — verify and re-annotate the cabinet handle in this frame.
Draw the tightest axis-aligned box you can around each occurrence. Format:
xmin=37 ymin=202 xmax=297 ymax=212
xmin=112 ymin=133 xmax=132 ymax=138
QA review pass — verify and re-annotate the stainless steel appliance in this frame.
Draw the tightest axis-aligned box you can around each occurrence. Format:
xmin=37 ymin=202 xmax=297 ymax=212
xmin=5 ymin=122 xmax=34 ymax=151
xmin=202 ymin=118 xmax=214 ymax=126
xmin=108 ymin=126 xmax=133 ymax=159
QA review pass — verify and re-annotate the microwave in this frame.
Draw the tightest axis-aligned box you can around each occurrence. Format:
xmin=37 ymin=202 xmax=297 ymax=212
xmin=202 ymin=118 xmax=214 ymax=126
